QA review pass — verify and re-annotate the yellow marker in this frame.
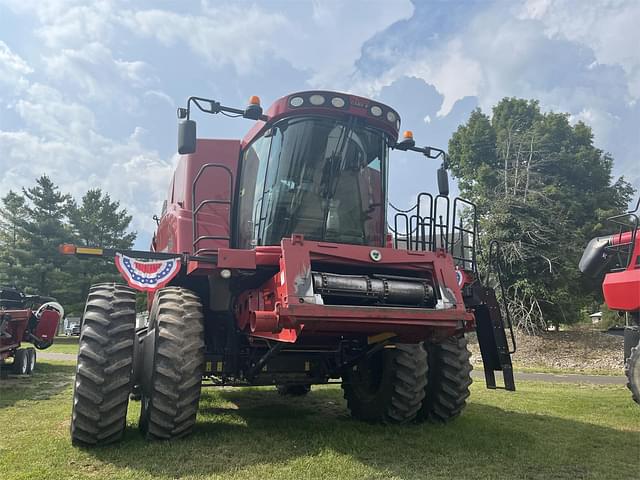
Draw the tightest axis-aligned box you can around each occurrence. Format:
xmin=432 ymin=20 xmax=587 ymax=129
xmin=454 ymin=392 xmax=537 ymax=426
xmin=206 ymin=361 xmax=212 ymax=373
xmin=76 ymin=247 xmax=104 ymax=256
xmin=304 ymin=361 xmax=310 ymax=372
xmin=216 ymin=361 xmax=224 ymax=373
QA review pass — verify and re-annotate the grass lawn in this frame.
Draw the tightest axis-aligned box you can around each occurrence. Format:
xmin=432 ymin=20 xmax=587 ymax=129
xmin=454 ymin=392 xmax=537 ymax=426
xmin=1 ymin=361 xmax=638 ymax=480
xmin=44 ymin=336 xmax=80 ymax=354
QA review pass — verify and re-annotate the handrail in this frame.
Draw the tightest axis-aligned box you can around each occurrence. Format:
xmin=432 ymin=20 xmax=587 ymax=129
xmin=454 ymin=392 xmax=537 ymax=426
xmin=191 ymin=163 xmax=234 ymax=255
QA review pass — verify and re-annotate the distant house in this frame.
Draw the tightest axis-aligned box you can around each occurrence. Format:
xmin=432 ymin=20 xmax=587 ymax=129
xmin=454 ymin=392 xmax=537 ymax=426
xmin=589 ymin=311 xmax=603 ymax=324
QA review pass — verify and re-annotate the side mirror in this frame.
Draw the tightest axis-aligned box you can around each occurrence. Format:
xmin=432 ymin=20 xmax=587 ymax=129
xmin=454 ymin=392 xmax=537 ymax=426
xmin=178 ymin=119 xmax=197 ymax=154
xmin=437 ymin=166 xmax=449 ymax=196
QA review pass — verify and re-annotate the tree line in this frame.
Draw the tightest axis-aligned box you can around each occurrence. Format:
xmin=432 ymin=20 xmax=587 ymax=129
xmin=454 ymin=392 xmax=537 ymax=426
xmin=448 ymin=98 xmax=635 ymax=332
xmin=0 ymin=175 xmax=137 ymax=315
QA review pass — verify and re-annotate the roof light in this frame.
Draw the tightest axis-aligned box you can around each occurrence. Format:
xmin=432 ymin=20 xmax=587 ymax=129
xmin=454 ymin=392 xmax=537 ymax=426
xmin=387 ymin=111 xmax=397 ymax=123
xmin=248 ymin=95 xmax=261 ymax=106
xmin=309 ymin=94 xmax=325 ymax=106
xmin=331 ymin=97 xmax=345 ymax=108
xmin=290 ymin=96 xmax=304 ymax=107
xmin=403 ymin=130 xmax=414 ymax=140
xmin=370 ymin=105 xmax=383 ymax=117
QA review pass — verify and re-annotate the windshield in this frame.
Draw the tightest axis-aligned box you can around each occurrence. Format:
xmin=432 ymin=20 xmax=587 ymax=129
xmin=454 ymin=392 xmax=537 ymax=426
xmin=236 ymin=116 xmax=388 ymax=248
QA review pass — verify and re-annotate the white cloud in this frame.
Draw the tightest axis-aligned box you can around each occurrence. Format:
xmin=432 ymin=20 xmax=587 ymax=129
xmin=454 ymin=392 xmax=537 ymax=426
xmin=42 ymin=42 xmax=155 ymax=106
xmin=119 ymin=1 xmax=413 ymax=85
xmin=0 ymin=40 xmax=32 ymax=97
xmin=520 ymin=0 xmax=640 ymax=97
xmin=1 ymin=0 xmax=115 ymax=48
xmin=120 ymin=6 xmax=289 ymax=75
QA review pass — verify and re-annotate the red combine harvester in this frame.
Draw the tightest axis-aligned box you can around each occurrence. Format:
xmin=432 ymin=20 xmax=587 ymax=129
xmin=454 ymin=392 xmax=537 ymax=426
xmin=63 ymin=91 xmax=516 ymax=445
xmin=0 ymin=286 xmax=63 ymax=376
xmin=580 ymin=199 xmax=640 ymax=403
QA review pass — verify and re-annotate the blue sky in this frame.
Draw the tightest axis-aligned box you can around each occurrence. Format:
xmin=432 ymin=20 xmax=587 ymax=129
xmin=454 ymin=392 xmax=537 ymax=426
xmin=1 ymin=0 xmax=638 ymax=248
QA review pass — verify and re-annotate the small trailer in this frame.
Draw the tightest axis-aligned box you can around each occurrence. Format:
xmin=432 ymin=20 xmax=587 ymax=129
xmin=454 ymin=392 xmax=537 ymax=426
xmin=0 ymin=286 xmax=63 ymax=376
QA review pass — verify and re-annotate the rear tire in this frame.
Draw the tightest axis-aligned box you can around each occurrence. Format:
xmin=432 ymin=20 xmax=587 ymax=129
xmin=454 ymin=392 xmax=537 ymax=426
xmin=70 ymin=283 xmax=136 ymax=446
xmin=418 ymin=336 xmax=473 ymax=422
xmin=277 ymin=384 xmax=311 ymax=396
xmin=139 ymin=287 xmax=205 ymax=440
xmin=26 ymin=347 xmax=36 ymax=374
xmin=342 ymin=343 xmax=427 ymax=423
xmin=625 ymin=342 xmax=640 ymax=405
xmin=13 ymin=348 xmax=28 ymax=375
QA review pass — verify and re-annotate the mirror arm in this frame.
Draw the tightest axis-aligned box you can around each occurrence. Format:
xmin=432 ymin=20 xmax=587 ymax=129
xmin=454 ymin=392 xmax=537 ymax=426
xmin=392 ymin=143 xmax=447 ymax=161
xmin=178 ymin=96 xmax=269 ymax=122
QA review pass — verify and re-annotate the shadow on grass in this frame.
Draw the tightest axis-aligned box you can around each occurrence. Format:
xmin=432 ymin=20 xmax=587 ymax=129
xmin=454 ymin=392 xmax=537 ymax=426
xmin=0 ymin=361 xmax=75 ymax=409
xmin=89 ymin=387 xmax=638 ymax=479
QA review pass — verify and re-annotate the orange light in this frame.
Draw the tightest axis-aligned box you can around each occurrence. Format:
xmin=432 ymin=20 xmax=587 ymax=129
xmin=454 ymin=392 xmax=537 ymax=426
xmin=248 ymin=95 xmax=261 ymax=106
xmin=403 ymin=130 xmax=414 ymax=139
xmin=59 ymin=244 xmax=77 ymax=255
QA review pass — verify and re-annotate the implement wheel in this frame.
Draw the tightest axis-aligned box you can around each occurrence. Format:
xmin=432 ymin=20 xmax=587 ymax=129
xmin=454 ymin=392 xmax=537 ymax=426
xmin=26 ymin=347 xmax=36 ymax=374
xmin=418 ymin=335 xmax=473 ymax=423
xmin=13 ymin=348 xmax=28 ymax=375
xmin=70 ymin=284 xmax=136 ymax=446
xmin=139 ymin=287 xmax=205 ymax=440
xmin=342 ymin=343 xmax=427 ymax=423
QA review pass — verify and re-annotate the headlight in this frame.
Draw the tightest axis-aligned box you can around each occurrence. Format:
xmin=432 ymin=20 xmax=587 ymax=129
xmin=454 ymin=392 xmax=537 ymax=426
xmin=289 ymin=96 xmax=304 ymax=107
xmin=309 ymin=94 xmax=325 ymax=106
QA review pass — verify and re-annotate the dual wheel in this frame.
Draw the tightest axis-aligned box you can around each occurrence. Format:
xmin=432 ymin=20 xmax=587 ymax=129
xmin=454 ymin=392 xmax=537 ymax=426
xmin=70 ymin=284 xmax=205 ymax=446
xmin=11 ymin=347 xmax=36 ymax=375
xmin=342 ymin=337 xmax=473 ymax=424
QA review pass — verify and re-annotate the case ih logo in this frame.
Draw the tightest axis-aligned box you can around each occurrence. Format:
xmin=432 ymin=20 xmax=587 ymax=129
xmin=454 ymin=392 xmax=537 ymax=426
xmin=350 ymin=97 xmax=369 ymax=109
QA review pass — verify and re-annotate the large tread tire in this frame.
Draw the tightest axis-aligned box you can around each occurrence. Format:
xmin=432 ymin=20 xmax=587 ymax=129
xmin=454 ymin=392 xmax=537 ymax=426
xmin=139 ymin=287 xmax=205 ymax=440
xmin=625 ymin=342 xmax=640 ymax=405
xmin=276 ymin=384 xmax=311 ymax=396
xmin=70 ymin=283 xmax=136 ymax=446
xmin=418 ymin=335 xmax=473 ymax=423
xmin=342 ymin=343 xmax=428 ymax=423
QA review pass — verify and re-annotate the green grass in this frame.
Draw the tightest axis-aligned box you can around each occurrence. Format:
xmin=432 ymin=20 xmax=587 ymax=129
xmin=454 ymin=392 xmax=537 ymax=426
xmin=1 ymin=361 xmax=638 ymax=479
xmin=44 ymin=336 xmax=79 ymax=354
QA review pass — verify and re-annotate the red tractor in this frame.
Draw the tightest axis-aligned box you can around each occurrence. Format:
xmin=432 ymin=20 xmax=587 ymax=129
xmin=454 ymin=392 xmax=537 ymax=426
xmin=64 ymin=91 xmax=516 ymax=445
xmin=0 ymin=286 xmax=63 ymax=376
xmin=580 ymin=199 xmax=640 ymax=403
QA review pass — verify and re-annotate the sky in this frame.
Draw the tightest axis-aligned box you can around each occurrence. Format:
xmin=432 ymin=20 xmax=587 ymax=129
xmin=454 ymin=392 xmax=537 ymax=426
xmin=1 ymin=0 xmax=638 ymax=248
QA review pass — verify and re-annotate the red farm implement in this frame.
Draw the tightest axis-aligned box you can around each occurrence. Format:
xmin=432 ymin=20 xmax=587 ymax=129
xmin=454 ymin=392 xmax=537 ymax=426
xmin=63 ymin=91 xmax=516 ymax=445
xmin=580 ymin=198 xmax=640 ymax=403
xmin=0 ymin=286 xmax=63 ymax=376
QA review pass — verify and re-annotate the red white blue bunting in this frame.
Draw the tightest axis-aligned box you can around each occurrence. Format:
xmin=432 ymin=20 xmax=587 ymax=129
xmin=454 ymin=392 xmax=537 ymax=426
xmin=115 ymin=253 xmax=181 ymax=292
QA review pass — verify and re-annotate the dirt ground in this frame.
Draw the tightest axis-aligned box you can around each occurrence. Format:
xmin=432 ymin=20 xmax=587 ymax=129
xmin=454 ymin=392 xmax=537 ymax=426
xmin=467 ymin=327 xmax=625 ymax=372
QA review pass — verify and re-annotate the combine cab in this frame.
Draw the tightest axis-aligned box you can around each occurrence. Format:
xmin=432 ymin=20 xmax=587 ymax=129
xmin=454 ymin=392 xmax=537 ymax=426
xmin=580 ymin=198 xmax=640 ymax=403
xmin=0 ymin=286 xmax=63 ymax=376
xmin=65 ymin=91 xmax=516 ymax=445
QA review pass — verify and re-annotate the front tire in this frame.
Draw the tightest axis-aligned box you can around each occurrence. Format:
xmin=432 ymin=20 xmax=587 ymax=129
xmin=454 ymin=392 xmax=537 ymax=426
xmin=70 ymin=284 xmax=136 ymax=446
xmin=418 ymin=336 xmax=473 ymax=422
xmin=626 ymin=342 xmax=640 ymax=405
xmin=139 ymin=287 xmax=205 ymax=440
xmin=342 ymin=343 xmax=427 ymax=423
